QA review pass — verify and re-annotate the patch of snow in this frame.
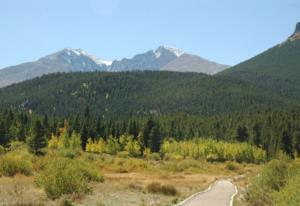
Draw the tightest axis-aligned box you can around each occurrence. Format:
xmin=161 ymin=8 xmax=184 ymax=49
xmin=154 ymin=45 xmax=184 ymax=58
xmin=162 ymin=45 xmax=184 ymax=57
xmin=72 ymin=49 xmax=84 ymax=56
xmin=97 ymin=59 xmax=113 ymax=66
xmin=65 ymin=48 xmax=87 ymax=56
xmin=154 ymin=50 xmax=162 ymax=58
xmin=63 ymin=48 xmax=112 ymax=66
xmin=89 ymin=55 xmax=112 ymax=66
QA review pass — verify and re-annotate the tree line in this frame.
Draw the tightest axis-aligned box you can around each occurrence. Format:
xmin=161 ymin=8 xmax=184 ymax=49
xmin=1 ymin=108 xmax=300 ymax=158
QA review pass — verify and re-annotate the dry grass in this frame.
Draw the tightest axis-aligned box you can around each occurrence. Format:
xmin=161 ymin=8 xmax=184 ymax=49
xmin=82 ymin=162 xmax=253 ymax=206
xmin=0 ymin=151 xmax=261 ymax=206
xmin=0 ymin=175 xmax=50 ymax=206
xmin=82 ymin=172 xmax=213 ymax=206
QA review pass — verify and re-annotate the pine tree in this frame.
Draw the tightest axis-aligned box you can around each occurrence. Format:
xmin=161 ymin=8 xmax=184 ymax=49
xmin=253 ymin=123 xmax=262 ymax=147
xmin=236 ymin=126 xmax=248 ymax=142
xmin=6 ymin=109 xmax=14 ymax=126
xmin=132 ymin=120 xmax=139 ymax=138
xmin=51 ymin=118 xmax=59 ymax=136
xmin=81 ymin=124 xmax=88 ymax=151
xmin=0 ymin=122 xmax=8 ymax=146
xmin=18 ymin=123 xmax=26 ymax=142
xmin=142 ymin=118 xmax=156 ymax=149
xmin=170 ymin=120 xmax=176 ymax=138
xmin=26 ymin=120 xmax=47 ymax=154
xmin=149 ymin=125 xmax=161 ymax=153
xmin=293 ymin=131 xmax=300 ymax=157
xmin=72 ymin=114 xmax=81 ymax=134
xmin=43 ymin=114 xmax=50 ymax=138
xmin=96 ymin=117 xmax=104 ymax=138
xmin=282 ymin=130 xmax=294 ymax=158
xmin=81 ymin=106 xmax=91 ymax=150
xmin=214 ymin=122 xmax=222 ymax=140
xmin=60 ymin=121 xmax=70 ymax=149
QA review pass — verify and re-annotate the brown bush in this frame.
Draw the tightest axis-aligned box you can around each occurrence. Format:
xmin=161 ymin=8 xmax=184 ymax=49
xmin=146 ymin=182 xmax=177 ymax=196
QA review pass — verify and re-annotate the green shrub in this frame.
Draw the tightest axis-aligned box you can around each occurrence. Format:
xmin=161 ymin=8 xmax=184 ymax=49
xmin=59 ymin=196 xmax=74 ymax=206
xmin=226 ymin=162 xmax=238 ymax=171
xmin=125 ymin=138 xmax=141 ymax=157
xmin=48 ymin=134 xmax=59 ymax=149
xmin=79 ymin=161 xmax=104 ymax=182
xmin=59 ymin=149 xmax=81 ymax=159
xmin=163 ymin=153 xmax=174 ymax=161
xmin=171 ymin=198 xmax=179 ymax=205
xmin=163 ymin=153 xmax=184 ymax=161
xmin=0 ymin=152 xmax=33 ymax=176
xmin=36 ymin=158 xmax=103 ymax=199
xmin=106 ymin=136 xmax=120 ymax=155
xmin=146 ymin=182 xmax=177 ymax=196
xmin=206 ymin=154 xmax=221 ymax=162
xmin=273 ymin=175 xmax=300 ymax=206
xmin=117 ymin=151 xmax=129 ymax=158
xmin=32 ymin=155 xmax=50 ymax=171
xmin=247 ymin=158 xmax=300 ymax=206
xmin=147 ymin=153 xmax=161 ymax=161
xmin=0 ymin=145 xmax=5 ymax=155
xmin=272 ymin=160 xmax=300 ymax=206
xmin=8 ymin=141 xmax=24 ymax=151
xmin=247 ymin=159 xmax=290 ymax=205
xmin=69 ymin=132 xmax=82 ymax=150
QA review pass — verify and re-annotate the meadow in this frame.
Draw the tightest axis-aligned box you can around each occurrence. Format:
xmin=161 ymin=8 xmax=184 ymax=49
xmin=2 ymin=119 xmax=298 ymax=206
xmin=0 ymin=136 xmax=263 ymax=206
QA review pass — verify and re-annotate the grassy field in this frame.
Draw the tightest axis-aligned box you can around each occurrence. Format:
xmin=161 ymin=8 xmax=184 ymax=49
xmin=0 ymin=144 xmax=261 ymax=206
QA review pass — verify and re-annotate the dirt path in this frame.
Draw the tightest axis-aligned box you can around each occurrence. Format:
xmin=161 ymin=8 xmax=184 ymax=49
xmin=176 ymin=180 xmax=237 ymax=206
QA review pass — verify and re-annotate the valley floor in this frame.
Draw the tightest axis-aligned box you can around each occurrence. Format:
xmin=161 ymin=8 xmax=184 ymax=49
xmin=0 ymin=153 xmax=259 ymax=206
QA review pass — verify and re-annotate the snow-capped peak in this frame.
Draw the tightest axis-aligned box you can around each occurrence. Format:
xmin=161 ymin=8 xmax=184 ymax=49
xmin=154 ymin=45 xmax=184 ymax=58
xmin=91 ymin=57 xmax=113 ymax=66
xmin=64 ymin=48 xmax=87 ymax=56
xmin=62 ymin=48 xmax=112 ymax=66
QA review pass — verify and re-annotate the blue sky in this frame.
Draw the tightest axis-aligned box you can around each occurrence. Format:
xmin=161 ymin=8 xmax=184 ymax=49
xmin=1 ymin=0 xmax=300 ymax=68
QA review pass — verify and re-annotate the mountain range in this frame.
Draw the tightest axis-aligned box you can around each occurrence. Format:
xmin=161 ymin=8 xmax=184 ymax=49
xmin=0 ymin=46 xmax=228 ymax=88
xmin=0 ymin=22 xmax=300 ymax=117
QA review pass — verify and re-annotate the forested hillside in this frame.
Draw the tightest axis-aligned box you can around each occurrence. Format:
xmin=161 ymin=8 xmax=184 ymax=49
xmin=0 ymin=71 xmax=298 ymax=117
xmin=219 ymin=39 xmax=300 ymax=98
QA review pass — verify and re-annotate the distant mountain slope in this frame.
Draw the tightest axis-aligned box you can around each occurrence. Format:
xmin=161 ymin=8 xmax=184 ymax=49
xmin=109 ymin=46 xmax=182 ymax=71
xmin=110 ymin=46 xmax=228 ymax=74
xmin=0 ymin=71 xmax=297 ymax=117
xmin=161 ymin=54 xmax=228 ymax=74
xmin=0 ymin=48 xmax=109 ymax=88
xmin=0 ymin=46 xmax=228 ymax=87
xmin=218 ymin=23 xmax=300 ymax=98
